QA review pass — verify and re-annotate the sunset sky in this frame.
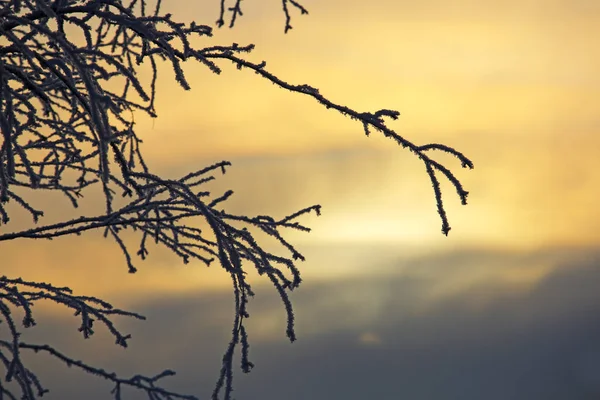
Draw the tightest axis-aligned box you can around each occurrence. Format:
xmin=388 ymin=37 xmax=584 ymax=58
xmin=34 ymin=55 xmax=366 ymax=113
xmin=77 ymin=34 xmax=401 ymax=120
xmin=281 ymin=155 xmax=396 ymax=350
xmin=3 ymin=1 xmax=600 ymax=399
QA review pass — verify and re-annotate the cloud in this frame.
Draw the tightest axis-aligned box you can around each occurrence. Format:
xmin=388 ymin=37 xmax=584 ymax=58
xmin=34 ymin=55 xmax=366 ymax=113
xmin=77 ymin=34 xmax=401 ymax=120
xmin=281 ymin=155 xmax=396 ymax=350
xmin=4 ymin=130 xmax=600 ymax=306
xmin=3 ymin=3 xmax=599 ymax=398
xmin=12 ymin=245 xmax=600 ymax=399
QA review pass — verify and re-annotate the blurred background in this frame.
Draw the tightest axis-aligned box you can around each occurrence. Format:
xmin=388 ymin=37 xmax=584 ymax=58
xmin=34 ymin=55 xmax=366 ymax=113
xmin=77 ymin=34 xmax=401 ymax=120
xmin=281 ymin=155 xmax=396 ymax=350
xmin=3 ymin=0 xmax=600 ymax=398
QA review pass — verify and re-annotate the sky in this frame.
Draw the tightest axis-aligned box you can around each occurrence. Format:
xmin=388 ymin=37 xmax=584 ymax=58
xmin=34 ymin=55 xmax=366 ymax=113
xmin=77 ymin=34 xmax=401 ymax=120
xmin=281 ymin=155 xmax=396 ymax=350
xmin=2 ymin=0 xmax=600 ymax=399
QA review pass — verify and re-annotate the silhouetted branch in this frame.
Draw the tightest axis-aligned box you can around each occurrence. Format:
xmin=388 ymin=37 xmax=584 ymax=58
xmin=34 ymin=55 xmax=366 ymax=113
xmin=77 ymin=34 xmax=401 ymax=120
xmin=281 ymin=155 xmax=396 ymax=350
xmin=0 ymin=1 xmax=472 ymax=399
xmin=0 ymin=276 xmax=198 ymax=399
xmin=199 ymin=51 xmax=473 ymax=234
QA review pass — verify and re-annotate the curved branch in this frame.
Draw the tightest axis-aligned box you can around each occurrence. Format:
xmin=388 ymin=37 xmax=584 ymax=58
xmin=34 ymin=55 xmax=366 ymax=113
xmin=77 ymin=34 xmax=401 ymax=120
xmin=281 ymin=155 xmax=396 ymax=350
xmin=199 ymin=51 xmax=474 ymax=234
xmin=0 ymin=2 xmax=473 ymax=400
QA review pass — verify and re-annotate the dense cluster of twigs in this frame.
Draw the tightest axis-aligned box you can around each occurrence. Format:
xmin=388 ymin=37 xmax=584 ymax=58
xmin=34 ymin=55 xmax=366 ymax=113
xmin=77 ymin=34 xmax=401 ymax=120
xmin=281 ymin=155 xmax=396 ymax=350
xmin=0 ymin=0 xmax=473 ymax=399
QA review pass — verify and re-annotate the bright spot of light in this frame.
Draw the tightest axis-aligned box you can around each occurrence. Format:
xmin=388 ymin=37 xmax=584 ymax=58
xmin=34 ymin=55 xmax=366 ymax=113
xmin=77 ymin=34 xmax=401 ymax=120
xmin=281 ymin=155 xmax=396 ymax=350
xmin=358 ymin=332 xmax=382 ymax=346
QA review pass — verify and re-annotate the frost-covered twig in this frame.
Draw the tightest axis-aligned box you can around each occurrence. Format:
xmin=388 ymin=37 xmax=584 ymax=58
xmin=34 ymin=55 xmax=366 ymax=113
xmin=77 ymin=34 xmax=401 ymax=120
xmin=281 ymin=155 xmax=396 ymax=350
xmin=0 ymin=1 xmax=471 ymax=399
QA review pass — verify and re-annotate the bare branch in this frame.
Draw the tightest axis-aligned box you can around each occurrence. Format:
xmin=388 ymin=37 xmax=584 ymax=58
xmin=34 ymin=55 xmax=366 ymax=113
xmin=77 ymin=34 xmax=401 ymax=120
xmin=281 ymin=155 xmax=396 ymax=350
xmin=0 ymin=1 xmax=472 ymax=399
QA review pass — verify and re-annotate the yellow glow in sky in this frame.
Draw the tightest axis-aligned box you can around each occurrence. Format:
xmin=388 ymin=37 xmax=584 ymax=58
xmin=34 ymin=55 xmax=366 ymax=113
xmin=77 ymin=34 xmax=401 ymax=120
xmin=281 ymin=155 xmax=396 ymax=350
xmin=3 ymin=1 xmax=599 ymax=303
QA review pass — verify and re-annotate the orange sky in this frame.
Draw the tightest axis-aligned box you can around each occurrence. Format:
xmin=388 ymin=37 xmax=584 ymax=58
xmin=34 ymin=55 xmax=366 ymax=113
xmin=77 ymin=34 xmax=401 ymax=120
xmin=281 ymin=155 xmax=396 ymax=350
xmin=3 ymin=0 xmax=600 ymax=309
xmin=4 ymin=3 xmax=600 ymax=399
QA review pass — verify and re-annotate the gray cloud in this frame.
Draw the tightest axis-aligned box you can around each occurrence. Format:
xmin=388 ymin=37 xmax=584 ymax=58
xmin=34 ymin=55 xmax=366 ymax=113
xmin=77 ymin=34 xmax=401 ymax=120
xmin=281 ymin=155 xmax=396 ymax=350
xmin=11 ymin=245 xmax=600 ymax=400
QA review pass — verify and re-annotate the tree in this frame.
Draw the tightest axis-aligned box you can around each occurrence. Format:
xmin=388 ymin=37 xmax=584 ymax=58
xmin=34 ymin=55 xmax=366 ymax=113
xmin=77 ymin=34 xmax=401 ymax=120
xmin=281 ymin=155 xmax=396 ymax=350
xmin=0 ymin=1 xmax=474 ymax=399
